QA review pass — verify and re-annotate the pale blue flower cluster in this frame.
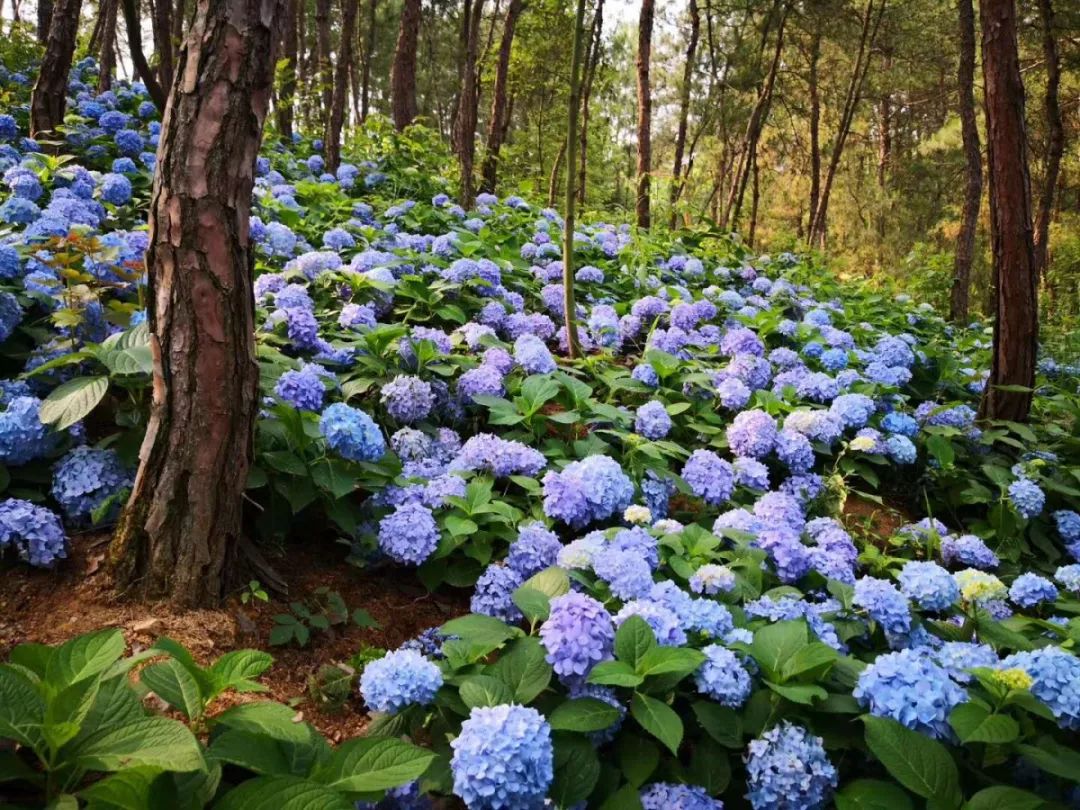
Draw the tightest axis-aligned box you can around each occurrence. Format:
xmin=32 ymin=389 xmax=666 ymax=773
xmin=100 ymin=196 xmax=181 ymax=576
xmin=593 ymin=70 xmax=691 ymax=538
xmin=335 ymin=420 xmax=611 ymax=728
xmin=320 ymin=403 xmax=385 ymax=462
xmin=50 ymin=446 xmax=131 ymax=523
xmin=451 ymin=705 xmax=553 ymax=810
xmin=898 ymin=560 xmax=959 ymax=611
xmin=640 ymin=782 xmax=724 ymax=809
xmin=542 ymin=455 xmax=634 ymax=528
xmin=1009 ymin=572 xmax=1058 ymax=608
xmin=539 ymin=591 xmax=615 ymax=683
xmin=694 ymin=644 xmax=752 ymax=706
xmin=854 ymin=649 xmax=967 ymax=739
xmin=1001 ymin=648 xmax=1080 ymax=730
xmin=746 ymin=722 xmax=837 ymax=810
xmin=359 ymin=648 xmax=443 ymax=714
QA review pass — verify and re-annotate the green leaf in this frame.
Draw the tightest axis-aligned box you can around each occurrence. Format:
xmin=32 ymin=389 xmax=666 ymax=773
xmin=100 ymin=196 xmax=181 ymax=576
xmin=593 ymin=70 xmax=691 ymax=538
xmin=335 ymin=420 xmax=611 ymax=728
xmin=636 ymin=646 xmax=706 ymax=680
xmin=948 ymin=704 xmax=1019 ymax=744
xmin=926 ymin=434 xmax=955 ymax=467
xmin=549 ymin=733 xmax=600 ymax=808
xmin=615 ymin=616 xmax=657 ymax=669
xmin=616 ymin=734 xmax=659 ymax=787
xmin=691 ymin=701 xmax=742 ymax=748
xmin=630 ymin=693 xmax=683 ymax=755
xmin=75 ymin=717 xmax=204 ymax=773
xmin=445 ymin=515 xmax=479 ymax=536
xmin=586 ymin=660 xmax=643 ymax=688
xmin=520 ymin=567 xmax=570 ymax=599
xmin=46 ymin=628 xmax=126 ymax=689
xmin=834 ymin=779 xmax=914 ymax=810
xmin=209 ymin=729 xmax=301 ymax=777
xmin=487 ymin=637 xmax=552 ymax=703
xmin=862 ymin=716 xmax=961 ymax=806
xmin=965 ymin=786 xmax=1046 ymax=810
xmin=214 ymin=776 xmax=353 ymax=810
xmin=511 ymin=586 xmax=551 ymax=623
xmin=599 ymin=784 xmax=645 ymax=810
xmin=440 ymin=614 xmax=521 ymax=649
xmin=764 ymin=680 xmax=827 ymax=705
xmin=0 ymin=665 xmax=45 ymax=746
xmin=459 ymin=675 xmax=515 ymax=708
xmin=313 ymin=737 xmax=436 ymax=792
xmin=80 ymin=766 xmax=172 ymax=810
xmin=210 ymin=702 xmax=329 ymax=778
xmin=780 ymin=641 xmax=838 ymax=681
xmin=750 ymin=620 xmax=809 ymax=680
xmin=549 ymin=698 xmax=622 ymax=732
xmin=38 ymin=376 xmax=109 ymax=430
xmin=1018 ymin=739 xmax=1080 ymax=783
xmin=208 ymin=650 xmax=273 ymax=694
xmin=141 ymin=659 xmax=203 ymax=720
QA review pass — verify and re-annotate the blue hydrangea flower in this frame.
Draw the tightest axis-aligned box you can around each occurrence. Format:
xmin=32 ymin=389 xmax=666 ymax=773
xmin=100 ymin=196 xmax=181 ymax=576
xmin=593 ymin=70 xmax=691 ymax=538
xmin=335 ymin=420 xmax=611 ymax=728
xmin=1053 ymin=510 xmax=1080 ymax=544
xmin=378 ymin=502 xmax=439 ymax=565
xmin=690 ymin=563 xmax=736 ymax=595
xmin=450 ymin=434 xmax=546 ymax=478
xmin=1055 ymin=564 xmax=1080 ymax=593
xmin=932 ymin=641 xmax=998 ymax=683
xmin=540 ymin=591 xmax=615 ymax=683
xmin=898 ymin=561 xmax=959 ymax=612
xmin=0 ymin=498 xmax=66 ymax=566
xmin=275 ymin=364 xmax=328 ymax=411
xmin=0 ymin=397 xmax=58 ymax=465
xmin=359 ymin=648 xmax=443 ymax=714
xmin=734 ymin=457 xmax=770 ymax=490
xmin=726 ymin=410 xmax=777 ymax=458
xmin=451 ymin=705 xmax=553 ymax=810
xmin=593 ymin=547 xmax=653 ymax=601
xmin=640 ymin=782 xmax=723 ymax=809
xmin=542 ymin=455 xmax=634 ymax=528
xmin=1000 ymin=648 xmax=1080 ymax=730
xmin=614 ymin=600 xmax=686 ymax=646
xmin=506 ymin=521 xmax=561 ymax=578
xmin=458 ymin=364 xmax=505 ymax=403
xmin=694 ymin=644 xmax=752 ymax=706
xmin=1009 ymin=572 xmax=1058 ymax=608
xmin=320 ymin=403 xmax=384 ymax=462
xmin=853 ymin=648 xmax=967 ymax=739
xmin=632 ymin=363 xmax=659 ymax=388
xmin=682 ymin=450 xmax=735 ymax=506
xmin=381 ymin=375 xmax=435 ymax=424
xmin=941 ymin=533 xmax=998 ymax=569
xmin=853 ymin=576 xmax=911 ymax=635
xmin=50 ymin=446 xmax=131 ymax=523
xmin=635 ymin=400 xmax=672 ymax=440
xmin=99 ymin=173 xmax=132 ymax=205
xmin=746 ymin=722 xmax=837 ymax=810
xmin=829 ymin=393 xmax=875 ymax=429
xmin=470 ymin=564 xmax=524 ymax=622
xmin=1008 ymin=478 xmax=1045 ymax=519
xmin=513 ymin=334 xmax=556 ymax=374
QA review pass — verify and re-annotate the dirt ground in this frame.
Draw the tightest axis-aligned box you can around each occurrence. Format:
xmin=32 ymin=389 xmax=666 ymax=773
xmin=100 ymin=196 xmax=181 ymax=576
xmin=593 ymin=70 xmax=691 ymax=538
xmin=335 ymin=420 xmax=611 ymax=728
xmin=0 ymin=533 xmax=469 ymax=741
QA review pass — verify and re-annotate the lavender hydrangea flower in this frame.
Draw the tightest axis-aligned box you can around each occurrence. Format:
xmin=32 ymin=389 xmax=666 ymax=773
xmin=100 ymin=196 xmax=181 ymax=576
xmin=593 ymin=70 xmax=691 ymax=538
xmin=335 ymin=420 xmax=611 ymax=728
xmin=727 ymin=410 xmax=777 ymax=458
xmin=381 ymin=375 xmax=435 ymax=423
xmin=275 ymin=364 xmax=329 ymax=411
xmin=542 ymin=455 xmax=634 ymax=528
xmin=506 ymin=522 xmax=561 ymax=578
xmin=540 ymin=591 xmax=615 ymax=683
xmin=614 ymin=600 xmax=686 ymax=646
xmin=694 ymin=644 xmax=752 ymax=706
xmin=451 ymin=705 xmax=553 ymax=810
xmin=378 ymin=502 xmax=439 ymax=565
xmin=635 ymin=400 xmax=672 ymax=440
xmin=853 ymin=576 xmax=911 ymax=636
xmin=470 ymin=564 xmax=524 ymax=622
xmin=682 ymin=450 xmax=735 ymax=506
xmin=1000 ymin=648 xmax=1080 ymax=729
xmin=450 ymin=434 xmax=547 ymax=478
xmin=513 ymin=334 xmax=556 ymax=374
xmin=1008 ymin=478 xmax=1045 ymax=519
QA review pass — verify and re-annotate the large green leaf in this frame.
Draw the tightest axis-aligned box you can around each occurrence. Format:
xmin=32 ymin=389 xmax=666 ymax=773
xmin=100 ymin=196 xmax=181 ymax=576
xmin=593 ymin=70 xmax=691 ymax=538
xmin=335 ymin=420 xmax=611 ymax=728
xmin=750 ymin=620 xmax=809 ymax=680
xmin=210 ymin=729 xmax=301 ymax=777
xmin=549 ymin=698 xmax=622 ymax=733
xmin=214 ymin=776 xmax=353 ymax=810
xmin=862 ymin=716 xmax=961 ymax=807
xmin=965 ymin=786 xmax=1046 ymax=810
xmin=207 ymin=650 xmax=273 ymax=694
xmin=630 ymin=693 xmax=683 ymax=755
xmin=140 ymin=659 xmax=204 ymax=720
xmin=45 ymin=629 xmax=125 ymax=690
xmin=459 ymin=675 xmax=515 ymax=709
xmin=80 ymin=766 xmax=173 ymax=810
xmin=834 ymin=779 xmax=914 ymax=810
xmin=691 ymin=702 xmax=742 ymax=748
xmin=487 ymin=637 xmax=552 ymax=703
xmin=615 ymin=616 xmax=656 ymax=669
xmin=636 ymin=646 xmax=706 ymax=680
xmin=948 ymin=704 xmax=1019 ymax=744
xmin=75 ymin=717 xmax=204 ymax=773
xmin=0 ymin=665 xmax=45 ymax=747
xmin=1018 ymin=739 xmax=1080 ymax=783
xmin=312 ymin=737 xmax=436 ymax=792
xmin=549 ymin=733 xmax=600 ymax=808
xmin=38 ymin=376 xmax=109 ymax=431
xmin=211 ymin=702 xmax=329 ymax=777
xmin=440 ymin=614 xmax=520 ymax=649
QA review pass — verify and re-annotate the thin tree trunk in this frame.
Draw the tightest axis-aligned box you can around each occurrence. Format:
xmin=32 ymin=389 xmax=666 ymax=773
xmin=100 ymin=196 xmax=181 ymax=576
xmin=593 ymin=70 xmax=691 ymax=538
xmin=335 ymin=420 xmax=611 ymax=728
xmin=807 ymin=27 xmax=821 ymax=235
xmin=876 ymin=50 xmax=892 ymax=268
xmin=298 ymin=0 xmax=309 ymax=127
xmin=276 ymin=0 xmax=298 ymax=141
xmin=635 ymin=0 xmax=654 ymax=228
xmin=748 ymin=154 xmax=760 ymax=247
xmin=548 ymin=137 xmax=566 ymax=207
xmin=808 ymin=0 xmax=886 ymax=249
xmin=97 ymin=0 xmax=118 ymax=92
xmin=37 ymin=0 xmax=52 ymax=42
xmin=120 ymin=0 xmax=167 ymax=110
xmin=1033 ymin=0 xmax=1063 ymax=280
xmin=479 ymin=0 xmax=524 ymax=193
xmin=669 ymin=0 xmax=699 ymax=229
xmin=315 ymin=0 xmax=333 ymax=128
xmin=350 ymin=18 xmax=361 ymax=125
xmin=152 ymin=0 xmax=174 ymax=96
xmin=326 ymin=0 xmax=358 ymax=171
xmin=951 ymin=0 xmax=981 ymax=322
xmin=171 ymin=0 xmax=187 ymax=58
xmin=110 ymin=0 xmax=282 ymax=607
xmin=977 ymin=0 xmax=1037 ymax=422
xmin=454 ymin=0 xmax=483 ymax=207
xmin=30 ymin=0 xmax=81 ymax=138
xmin=577 ymin=0 xmax=603 ymax=206
xmin=360 ymin=0 xmax=376 ymax=120
xmin=390 ymin=0 xmax=421 ymax=130
xmin=563 ymin=0 xmax=588 ymax=359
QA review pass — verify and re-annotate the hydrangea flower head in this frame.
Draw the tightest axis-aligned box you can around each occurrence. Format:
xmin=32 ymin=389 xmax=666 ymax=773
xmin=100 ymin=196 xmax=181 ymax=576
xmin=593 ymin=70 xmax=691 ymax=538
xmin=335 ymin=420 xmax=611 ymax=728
xmin=378 ymin=502 xmax=439 ymax=565
xmin=542 ymin=455 xmax=633 ymax=528
xmin=694 ymin=644 xmax=752 ymax=706
xmin=854 ymin=648 xmax=967 ymax=738
xmin=1009 ymin=572 xmax=1058 ymax=608
xmin=51 ymin=446 xmax=131 ymax=523
xmin=726 ymin=410 xmax=777 ymax=458
xmin=320 ymin=403 xmax=385 ymax=462
xmin=0 ymin=498 xmax=66 ymax=566
xmin=1008 ymin=478 xmax=1045 ymax=519
xmin=380 ymin=375 xmax=435 ymax=423
xmin=540 ymin=591 xmax=615 ymax=683
xmin=746 ymin=722 xmax=837 ymax=810
xmin=1000 ymin=648 xmax=1080 ymax=730
xmin=690 ymin=563 xmax=736 ymax=595
xmin=451 ymin=705 xmax=553 ymax=810
xmin=640 ymin=783 xmax=723 ymax=809
xmin=359 ymin=649 xmax=442 ymax=714
xmin=898 ymin=560 xmax=959 ymax=612
xmin=681 ymin=450 xmax=735 ymax=506
xmin=635 ymin=400 xmax=672 ymax=440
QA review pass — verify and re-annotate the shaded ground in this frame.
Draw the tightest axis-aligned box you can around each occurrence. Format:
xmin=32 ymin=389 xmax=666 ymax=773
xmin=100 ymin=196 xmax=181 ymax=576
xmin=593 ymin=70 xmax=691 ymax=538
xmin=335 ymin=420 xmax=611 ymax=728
xmin=0 ymin=533 xmax=468 ymax=741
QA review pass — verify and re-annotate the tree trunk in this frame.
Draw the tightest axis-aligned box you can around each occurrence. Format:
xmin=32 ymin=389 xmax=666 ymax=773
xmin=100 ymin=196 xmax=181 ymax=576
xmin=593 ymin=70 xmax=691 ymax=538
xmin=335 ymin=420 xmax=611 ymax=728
xmin=326 ymin=0 xmax=358 ymax=171
xmin=479 ymin=0 xmax=524 ymax=193
xmin=30 ymin=0 xmax=81 ymax=138
xmin=950 ymin=0 xmax=981 ymax=322
xmin=276 ymin=0 xmax=298 ymax=141
xmin=875 ymin=47 xmax=892 ymax=267
xmin=37 ymin=0 xmax=52 ymax=42
xmin=562 ymin=0 xmax=588 ymax=358
xmin=121 ymin=0 xmax=167 ymax=110
xmin=171 ymin=0 xmax=187 ymax=58
xmin=454 ymin=0 xmax=483 ymax=208
xmin=669 ymin=0 xmax=699 ymax=229
xmin=807 ymin=27 xmax=821 ymax=236
xmin=390 ymin=0 xmax=421 ymax=130
xmin=808 ymin=0 xmax=885 ymax=249
xmin=360 ymin=0 xmax=376 ymax=120
xmin=977 ymin=0 xmax=1037 ymax=422
xmin=152 ymin=0 xmax=174 ymax=96
xmin=298 ymin=0 xmax=309 ymax=127
xmin=634 ymin=0 xmax=654 ymax=229
xmin=748 ymin=154 xmax=760 ymax=247
xmin=1033 ymin=0 xmax=1063 ymax=281
xmin=548 ymin=137 xmax=566 ymax=207
xmin=576 ymin=0 xmax=603 ymax=206
xmin=315 ymin=0 xmax=333 ymax=128
xmin=110 ymin=0 xmax=281 ymax=607
xmin=97 ymin=0 xmax=118 ymax=92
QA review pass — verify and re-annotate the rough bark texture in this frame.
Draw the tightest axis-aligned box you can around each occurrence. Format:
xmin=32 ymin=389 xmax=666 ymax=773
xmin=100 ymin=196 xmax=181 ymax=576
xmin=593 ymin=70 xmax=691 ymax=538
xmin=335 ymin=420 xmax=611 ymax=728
xmin=1033 ymin=0 xmax=1063 ymax=280
xmin=562 ymin=0 xmax=588 ymax=359
xmin=634 ymin=0 xmax=653 ymax=229
xmin=37 ymin=0 xmax=52 ymax=42
xmin=152 ymin=0 xmax=175 ymax=96
xmin=326 ymin=0 xmax=358 ymax=171
xmin=121 ymin=0 xmax=168 ymax=110
xmin=669 ymin=0 xmax=699 ymax=229
xmin=276 ymin=0 xmax=298 ymax=141
xmin=390 ymin=0 xmax=421 ymax=130
xmin=360 ymin=0 xmax=376 ymax=120
xmin=30 ymin=0 xmax=82 ymax=138
xmin=950 ymin=0 xmax=981 ymax=322
xmin=977 ymin=0 xmax=1037 ymax=422
xmin=454 ymin=0 xmax=483 ymax=208
xmin=808 ymin=0 xmax=885 ymax=248
xmin=97 ymin=0 xmax=119 ymax=92
xmin=110 ymin=0 xmax=281 ymax=606
xmin=479 ymin=0 xmax=524 ymax=194
xmin=315 ymin=0 xmax=333 ymax=127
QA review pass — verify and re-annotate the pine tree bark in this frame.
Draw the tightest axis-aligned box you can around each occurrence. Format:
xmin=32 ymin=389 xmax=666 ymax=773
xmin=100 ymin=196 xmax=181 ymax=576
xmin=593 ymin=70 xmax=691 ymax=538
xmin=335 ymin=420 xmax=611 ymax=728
xmin=97 ymin=0 xmax=119 ymax=92
xmin=360 ymin=0 xmax=376 ymax=120
xmin=121 ymin=0 xmax=167 ymax=110
xmin=276 ymin=0 xmax=298 ymax=141
xmin=390 ymin=0 xmax=421 ymax=130
xmin=30 ymin=0 xmax=82 ymax=138
xmin=152 ymin=0 xmax=175 ymax=96
xmin=326 ymin=0 xmax=358 ymax=171
xmin=37 ymin=0 xmax=52 ymax=42
xmin=1033 ymin=0 xmax=1063 ymax=280
xmin=634 ymin=0 xmax=654 ymax=229
xmin=315 ymin=0 xmax=333 ymax=128
xmin=479 ymin=0 xmax=524 ymax=194
xmin=669 ymin=0 xmax=699 ymax=229
xmin=950 ymin=0 xmax=981 ymax=322
xmin=977 ymin=0 xmax=1037 ymax=422
xmin=110 ymin=0 xmax=282 ymax=607
xmin=454 ymin=0 xmax=483 ymax=207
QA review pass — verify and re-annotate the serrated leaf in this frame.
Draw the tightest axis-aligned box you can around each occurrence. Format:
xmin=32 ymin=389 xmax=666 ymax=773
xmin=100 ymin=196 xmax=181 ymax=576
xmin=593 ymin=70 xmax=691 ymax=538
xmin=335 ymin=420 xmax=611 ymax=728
xmin=459 ymin=675 xmax=515 ymax=708
xmin=549 ymin=733 xmax=600 ymax=808
xmin=487 ymin=637 xmax=552 ymax=703
xmin=630 ymin=693 xmax=683 ymax=755
xmin=313 ymin=737 xmax=436 ymax=792
xmin=75 ymin=717 xmax=204 ymax=773
xmin=213 ymin=775 xmax=353 ymax=810
xmin=615 ymin=616 xmax=656 ymax=669
xmin=586 ymin=660 xmax=643 ymax=688
xmin=549 ymin=698 xmax=622 ymax=732
xmin=208 ymin=650 xmax=273 ymax=694
xmin=140 ymin=659 xmax=203 ymax=720
xmin=38 ymin=376 xmax=109 ymax=430
xmin=862 ymin=716 xmax=961 ymax=806
xmin=948 ymin=703 xmax=1019 ymax=744
xmin=834 ymin=778 xmax=914 ymax=810
xmin=46 ymin=629 xmax=126 ymax=690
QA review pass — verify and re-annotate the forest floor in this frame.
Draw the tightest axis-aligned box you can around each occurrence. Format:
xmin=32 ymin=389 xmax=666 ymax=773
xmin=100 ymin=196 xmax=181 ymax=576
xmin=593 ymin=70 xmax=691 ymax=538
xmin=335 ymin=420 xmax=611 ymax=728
xmin=0 ymin=496 xmax=909 ymax=740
